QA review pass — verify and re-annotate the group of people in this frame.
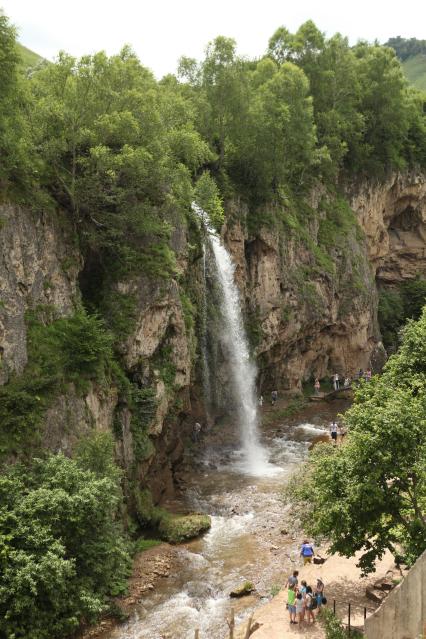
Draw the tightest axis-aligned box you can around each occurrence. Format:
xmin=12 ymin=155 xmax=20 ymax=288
xmin=314 ymin=368 xmax=372 ymax=395
xmin=287 ymin=568 xmax=325 ymax=626
xmin=258 ymin=390 xmax=278 ymax=407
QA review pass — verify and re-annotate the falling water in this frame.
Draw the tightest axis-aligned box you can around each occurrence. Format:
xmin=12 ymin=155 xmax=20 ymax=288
xmin=200 ymin=244 xmax=212 ymax=415
xmin=194 ymin=204 xmax=276 ymax=476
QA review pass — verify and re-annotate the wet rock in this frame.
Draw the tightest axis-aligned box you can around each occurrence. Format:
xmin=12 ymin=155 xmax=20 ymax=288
xmin=230 ymin=581 xmax=255 ymax=598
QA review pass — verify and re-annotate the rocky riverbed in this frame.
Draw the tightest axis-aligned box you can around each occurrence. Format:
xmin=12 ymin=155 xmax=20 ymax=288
xmin=92 ymin=398 xmax=350 ymax=639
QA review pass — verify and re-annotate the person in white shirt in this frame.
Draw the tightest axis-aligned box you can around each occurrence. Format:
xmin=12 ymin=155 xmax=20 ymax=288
xmin=330 ymin=421 xmax=338 ymax=444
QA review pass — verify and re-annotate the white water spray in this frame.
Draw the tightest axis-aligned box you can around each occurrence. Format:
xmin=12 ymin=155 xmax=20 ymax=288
xmin=194 ymin=204 xmax=277 ymax=476
xmin=200 ymin=245 xmax=212 ymax=413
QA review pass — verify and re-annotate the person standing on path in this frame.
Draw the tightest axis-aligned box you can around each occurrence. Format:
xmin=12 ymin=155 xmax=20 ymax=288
xmin=305 ymin=586 xmax=316 ymax=624
xmin=287 ymin=584 xmax=297 ymax=625
xmin=271 ymin=390 xmax=277 ymax=405
xmin=300 ymin=580 xmax=308 ymax=621
xmin=192 ymin=422 xmax=201 ymax=442
xmin=333 ymin=373 xmax=340 ymax=390
xmin=287 ymin=570 xmax=299 ymax=588
xmin=300 ymin=540 xmax=314 ymax=565
xmin=315 ymin=578 xmax=324 ymax=609
xmin=314 ymin=378 xmax=320 ymax=396
xmin=295 ymin=592 xmax=304 ymax=626
xmin=258 ymin=395 xmax=263 ymax=407
xmin=330 ymin=421 xmax=338 ymax=445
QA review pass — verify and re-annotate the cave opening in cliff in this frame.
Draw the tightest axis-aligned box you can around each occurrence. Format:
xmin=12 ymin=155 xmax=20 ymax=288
xmin=389 ymin=204 xmax=421 ymax=233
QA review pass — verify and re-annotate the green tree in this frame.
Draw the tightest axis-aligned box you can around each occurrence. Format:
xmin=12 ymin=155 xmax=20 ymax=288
xmin=194 ymin=171 xmax=224 ymax=228
xmin=290 ymin=308 xmax=426 ymax=573
xmin=0 ymin=14 xmax=34 ymax=192
xmin=200 ymin=36 xmax=249 ymax=169
xmin=348 ymin=44 xmax=411 ymax=173
xmin=0 ymin=450 xmax=130 ymax=639
xmin=252 ymin=62 xmax=317 ymax=193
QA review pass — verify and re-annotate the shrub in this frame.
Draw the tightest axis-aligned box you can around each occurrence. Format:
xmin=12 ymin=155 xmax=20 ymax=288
xmin=0 ymin=450 xmax=130 ymax=639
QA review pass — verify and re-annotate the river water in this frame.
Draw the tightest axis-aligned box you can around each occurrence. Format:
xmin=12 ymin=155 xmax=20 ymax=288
xmin=105 ymin=401 xmax=349 ymax=639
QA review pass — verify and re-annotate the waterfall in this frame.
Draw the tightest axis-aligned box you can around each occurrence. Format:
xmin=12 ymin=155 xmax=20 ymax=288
xmin=200 ymin=244 xmax=212 ymax=415
xmin=194 ymin=204 xmax=276 ymax=476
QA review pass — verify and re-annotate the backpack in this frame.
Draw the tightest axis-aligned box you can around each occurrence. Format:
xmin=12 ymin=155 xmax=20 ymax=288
xmin=310 ymin=596 xmax=318 ymax=610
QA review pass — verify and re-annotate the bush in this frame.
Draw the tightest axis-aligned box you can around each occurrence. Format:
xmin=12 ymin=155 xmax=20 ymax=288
xmin=320 ymin=608 xmax=364 ymax=638
xmin=0 ymin=449 xmax=130 ymax=639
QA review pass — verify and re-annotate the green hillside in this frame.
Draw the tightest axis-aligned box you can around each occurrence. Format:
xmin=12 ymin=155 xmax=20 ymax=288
xmin=385 ymin=37 xmax=426 ymax=92
xmin=402 ymin=53 xmax=426 ymax=91
xmin=16 ymin=42 xmax=44 ymax=67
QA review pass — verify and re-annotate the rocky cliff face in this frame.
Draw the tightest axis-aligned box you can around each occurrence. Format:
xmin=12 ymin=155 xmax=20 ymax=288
xmin=348 ymin=171 xmax=426 ymax=284
xmin=0 ymin=205 xmax=81 ymax=384
xmin=220 ymin=171 xmax=426 ymax=394
xmin=0 ymin=170 xmax=425 ymax=500
xmin=223 ymin=205 xmax=379 ymax=393
xmin=0 ymin=204 xmax=194 ymax=504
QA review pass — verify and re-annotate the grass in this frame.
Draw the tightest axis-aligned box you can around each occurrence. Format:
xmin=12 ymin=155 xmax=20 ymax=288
xmin=402 ymin=54 xmax=426 ymax=91
xmin=16 ymin=42 xmax=45 ymax=68
xmin=133 ymin=538 xmax=162 ymax=554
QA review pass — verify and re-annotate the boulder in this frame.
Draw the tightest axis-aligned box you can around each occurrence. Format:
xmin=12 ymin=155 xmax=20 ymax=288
xmin=230 ymin=581 xmax=255 ymax=598
xmin=373 ymin=578 xmax=395 ymax=592
xmin=313 ymin=555 xmax=325 ymax=564
xmin=366 ymin=587 xmax=387 ymax=603
xmin=158 ymin=513 xmax=211 ymax=544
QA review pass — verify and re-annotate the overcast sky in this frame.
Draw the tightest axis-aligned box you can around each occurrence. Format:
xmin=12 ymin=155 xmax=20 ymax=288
xmin=3 ymin=0 xmax=426 ymax=78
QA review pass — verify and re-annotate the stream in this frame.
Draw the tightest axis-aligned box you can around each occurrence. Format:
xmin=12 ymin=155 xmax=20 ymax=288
xmin=104 ymin=400 xmax=349 ymax=639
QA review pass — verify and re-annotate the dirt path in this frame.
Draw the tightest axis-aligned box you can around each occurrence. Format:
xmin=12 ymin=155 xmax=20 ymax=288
xmin=235 ymin=549 xmax=397 ymax=638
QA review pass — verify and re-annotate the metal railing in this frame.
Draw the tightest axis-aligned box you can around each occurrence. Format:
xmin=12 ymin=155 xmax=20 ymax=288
xmin=332 ymin=599 xmax=376 ymax=635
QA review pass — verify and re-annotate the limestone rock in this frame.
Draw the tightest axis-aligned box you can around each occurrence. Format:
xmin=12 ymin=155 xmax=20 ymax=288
xmin=0 ymin=205 xmax=81 ymax=384
xmin=230 ymin=581 xmax=255 ymax=598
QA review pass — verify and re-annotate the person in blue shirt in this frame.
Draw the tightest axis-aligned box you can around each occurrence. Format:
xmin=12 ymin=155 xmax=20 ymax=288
xmin=300 ymin=539 xmax=314 ymax=565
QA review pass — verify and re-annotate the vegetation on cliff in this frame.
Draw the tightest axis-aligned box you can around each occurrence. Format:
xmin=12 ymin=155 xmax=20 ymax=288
xmin=290 ymin=308 xmax=426 ymax=573
xmin=378 ymin=277 xmax=426 ymax=351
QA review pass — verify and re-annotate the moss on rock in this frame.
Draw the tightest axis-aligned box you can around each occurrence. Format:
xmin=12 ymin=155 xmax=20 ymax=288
xmin=230 ymin=581 xmax=255 ymax=597
xmin=158 ymin=513 xmax=211 ymax=543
